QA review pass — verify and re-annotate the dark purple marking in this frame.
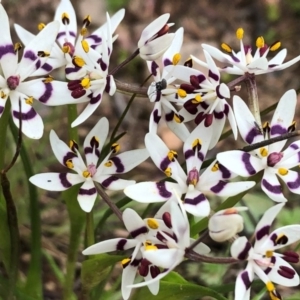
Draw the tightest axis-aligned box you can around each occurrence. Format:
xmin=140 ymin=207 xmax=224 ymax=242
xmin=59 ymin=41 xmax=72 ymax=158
xmin=237 ymin=241 xmax=251 ymax=260
xmin=89 ymin=93 xmax=101 ymax=105
xmin=180 ymin=83 xmax=196 ymax=93
xmin=218 ymin=163 xmax=231 ymax=179
xmin=153 ymin=109 xmax=161 ymax=123
xmin=41 ymin=62 xmax=53 ymax=72
xmin=290 ymin=143 xmax=299 ymax=150
xmin=151 ymin=61 xmax=159 ymax=76
xmin=278 ymin=266 xmax=295 ymax=279
xmin=79 ymin=187 xmax=96 ymax=195
xmin=183 ymin=100 xmax=198 ymax=115
xmin=241 ymin=271 xmax=252 ymax=290
xmin=35 ymin=60 xmax=41 ymax=69
xmin=262 ymin=178 xmax=282 ymax=194
xmin=184 ymin=149 xmax=194 ymax=160
xmin=84 ymin=146 xmax=100 ymax=158
xmin=287 ymin=172 xmax=300 ymax=190
xmin=0 ymin=106 xmax=4 ymax=114
xmin=214 ymin=110 xmax=224 ymax=119
xmin=98 ymin=58 xmax=107 ymax=71
xmin=160 ymin=156 xmax=172 ymax=172
xmin=59 ymin=173 xmax=72 ymax=188
xmin=116 ymin=239 xmax=127 ymax=250
xmin=56 ymin=31 xmax=76 ymax=40
xmin=271 ymin=124 xmax=286 ymax=136
xmin=163 ymin=58 xmax=172 ymax=67
xmin=242 ymin=152 xmax=257 ymax=175
xmin=130 ymin=226 xmax=148 ymax=239
xmin=231 ymin=54 xmax=240 ymax=63
xmin=39 ymin=82 xmax=53 ymax=103
xmin=165 ymin=111 xmax=174 ymax=122
xmin=101 ymin=175 xmax=118 ymax=188
xmin=208 ymin=69 xmax=219 ymax=82
xmin=62 ymin=151 xmax=77 ymax=166
xmin=109 ymin=156 xmax=125 ymax=173
xmin=105 ymin=75 xmax=111 ymax=93
xmin=87 ymin=34 xmax=102 ymax=44
xmin=0 ymin=44 xmax=14 ymax=59
xmin=13 ymin=107 xmax=37 ymax=121
xmin=24 ymin=50 xmax=37 ymax=61
xmin=156 ymin=181 xmax=171 ymax=198
xmin=245 ymin=127 xmax=262 ymax=144
xmin=184 ymin=193 xmax=206 ymax=205
xmin=210 ymin=180 xmax=227 ymax=193
xmin=255 ymin=225 xmax=270 ymax=241
xmin=66 ymin=66 xmax=81 ymax=75
xmin=282 ymin=251 xmax=299 ymax=263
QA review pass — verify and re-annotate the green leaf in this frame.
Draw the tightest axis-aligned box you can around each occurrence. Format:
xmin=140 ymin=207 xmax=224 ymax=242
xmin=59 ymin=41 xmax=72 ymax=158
xmin=81 ymin=254 xmax=124 ymax=290
xmin=132 ymin=276 xmax=228 ymax=300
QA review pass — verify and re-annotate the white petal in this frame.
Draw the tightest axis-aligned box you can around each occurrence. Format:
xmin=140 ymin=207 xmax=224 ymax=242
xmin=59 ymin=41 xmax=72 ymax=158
xmin=234 ymin=263 xmax=254 ymax=300
xmin=162 ymin=27 xmax=183 ymax=65
xmin=77 ymin=180 xmax=97 ymax=212
xmin=95 ymin=175 xmax=135 ymax=190
xmin=183 ymin=189 xmax=210 ymax=217
xmin=144 ymin=248 xmax=183 ymax=269
xmin=247 ymin=57 xmax=268 ymax=71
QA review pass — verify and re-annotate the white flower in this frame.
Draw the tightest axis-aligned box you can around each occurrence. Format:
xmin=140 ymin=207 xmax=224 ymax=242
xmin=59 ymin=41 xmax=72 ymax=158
xmin=202 ymin=27 xmax=300 ymax=75
xmin=231 ymin=203 xmax=300 ymax=300
xmin=217 ymin=89 xmax=300 ymax=203
xmin=29 ymin=117 xmax=149 ymax=212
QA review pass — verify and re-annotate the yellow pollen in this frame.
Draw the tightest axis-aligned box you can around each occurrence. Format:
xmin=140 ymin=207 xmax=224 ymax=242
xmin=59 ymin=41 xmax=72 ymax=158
xmin=81 ymin=40 xmax=89 ymax=53
xmin=265 ymin=250 xmax=274 ymax=258
xmin=278 ymin=168 xmax=288 ymax=176
xmin=83 ymin=170 xmax=91 ymax=178
xmin=144 ymin=243 xmax=157 ymax=251
xmin=177 ymin=89 xmax=187 ymax=98
xmin=38 ymin=23 xmax=46 ymax=31
xmin=62 ymin=12 xmax=70 ymax=24
xmin=192 ymin=138 xmax=201 ymax=149
xmin=1 ymin=91 xmax=7 ymax=99
xmin=105 ymin=160 xmax=113 ymax=167
xmin=80 ymin=27 xmax=88 ymax=36
xmin=191 ymin=94 xmax=202 ymax=104
xmin=259 ymin=147 xmax=268 ymax=157
xmin=43 ymin=75 xmax=53 ymax=83
xmin=236 ymin=28 xmax=244 ymax=40
xmin=81 ymin=78 xmax=91 ymax=89
xmin=69 ymin=140 xmax=78 ymax=152
xmin=66 ymin=159 xmax=74 ymax=169
xmin=221 ymin=43 xmax=232 ymax=53
xmin=83 ymin=15 xmax=92 ymax=27
xmin=266 ymin=281 xmax=275 ymax=292
xmin=38 ymin=51 xmax=50 ymax=57
xmin=167 ymin=150 xmax=177 ymax=161
xmin=111 ymin=143 xmax=120 ymax=153
xmin=121 ymin=258 xmax=130 ymax=266
xmin=211 ymin=163 xmax=219 ymax=172
xmin=172 ymin=53 xmax=181 ymax=65
xmin=164 ymin=167 xmax=172 ymax=177
xmin=25 ymin=96 xmax=33 ymax=105
xmin=73 ymin=56 xmax=85 ymax=67
xmin=256 ymin=36 xmax=265 ymax=48
xmin=270 ymin=41 xmax=281 ymax=51
xmin=62 ymin=45 xmax=70 ymax=54
xmin=147 ymin=218 xmax=159 ymax=229
xmin=14 ymin=42 xmax=22 ymax=52
xmin=173 ymin=113 xmax=183 ymax=123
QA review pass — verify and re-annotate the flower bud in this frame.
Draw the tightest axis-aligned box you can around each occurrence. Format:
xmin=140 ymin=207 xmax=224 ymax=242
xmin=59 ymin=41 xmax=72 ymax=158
xmin=208 ymin=207 xmax=247 ymax=242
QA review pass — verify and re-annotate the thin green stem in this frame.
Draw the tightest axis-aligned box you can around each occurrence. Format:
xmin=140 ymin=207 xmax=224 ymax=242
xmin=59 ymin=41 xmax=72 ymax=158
xmin=86 ymin=212 xmax=95 ymax=248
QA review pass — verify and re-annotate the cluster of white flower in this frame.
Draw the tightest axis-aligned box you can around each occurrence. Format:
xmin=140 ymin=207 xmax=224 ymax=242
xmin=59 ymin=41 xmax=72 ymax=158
xmin=2 ymin=0 xmax=300 ymax=299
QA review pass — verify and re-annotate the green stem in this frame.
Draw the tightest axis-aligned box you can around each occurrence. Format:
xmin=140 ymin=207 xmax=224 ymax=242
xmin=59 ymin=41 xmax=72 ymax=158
xmin=86 ymin=212 xmax=95 ymax=248
xmin=0 ymin=102 xmax=10 ymax=170
xmin=9 ymin=118 xmax=42 ymax=298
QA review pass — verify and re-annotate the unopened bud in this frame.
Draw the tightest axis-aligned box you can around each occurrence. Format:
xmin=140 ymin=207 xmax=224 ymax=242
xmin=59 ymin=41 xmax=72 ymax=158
xmin=208 ymin=207 xmax=247 ymax=242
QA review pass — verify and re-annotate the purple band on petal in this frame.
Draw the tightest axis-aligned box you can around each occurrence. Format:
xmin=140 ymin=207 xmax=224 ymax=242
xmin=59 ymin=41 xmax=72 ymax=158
xmin=42 ymin=62 xmax=53 ymax=72
xmin=265 ymin=256 xmax=276 ymax=274
xmin=151 ymin=61 xmax=159 ymax=76
xmin=241 ymin=271 xmax=251 ymax=290
xmin=116 ymin=239 xmax=127 ymax=250
xmin=214 ymin=110 xmax=224 ymax=119
xmin=0 ymin=106 xmax=4 ymax=114
xmin=208 ymin=70 xmax=219 ymax=82
xmin=0 ymin=44 xmax=14 ymax=59
xmin=130 ymin=226 xmax=148 ymax=239
xmin=89 ymin=93 xmax=101 ymax=105
xmin=242 ymin=152 xmax=257 ymax=175
xmin=35 ymin=60 xmax=41 ymax=70
xmin=195 ymin=74 xmax=206 ymax=86
xmin=98 ymin=58 xmax=107 ymax=71
xmin=237 ymin=241 xmax=251 ymax=260
xmin=231 ymin=54 xmax=240 ymax=63
xmin=185 ymin=193 xmax=206 ymax=205
xmin=63 ymin=152 xmax=77 ymax=166
xmin=255 ymin=225 xmax=270 ymax=241
xmin=262 ymin=178 xmax=282 ymax=194
xmin=87 ymin=34 xmax=102 ymax=44
xmin=110 ymin=156 xmax=125 ymax=173
xmin=287 ymin=172 xmax=300 ymax=190
xmin=184 ymin=149 xmax=194 ymax=160
xmin=271 ymin=124 xmax=287 ymax=136
xmin=156 ymin=181 xmax=171 ymax=198
xmin=184 ymin=100 xmax=198 ymax=115
xmin=163 ymin=58 xmax=172 ymax=67
xmin=79 ymin=187 xmax=96 ymax=195
xmin=24 ymin=50 xmax=37 ymax=61
xmin=153 ymin=108 xmax=161 ymax=124
xmin=131 ymin=257 xmax=142 ymax=267
xmin=210 ymin=180 xmax=227 ymax=193
xmin=13 ymin=107 xmax=37 ymax=121
xmin=39 ymin=82 xmax=53 ymax=103
xmin=160 ymin=157 xmax=172 ymax=172
xmin=101 ymin=175 xmax=118 ymax=188
xmin=84 ymin=146 xmax=100 ymax=158
xmin=56 ymin=31 xmax=76 ymax=39
xmin=218 ymin=163 xmax=231 ymax=179
xmin=66 ymin=66 xmax=81 ymax=74
xmin=105 ymin=76 xmax=111 ymax=94
xmin=165 ymin=111 xmax=174 ymax=122
xmin=59 ymin=173 xmax=72 ymax=188
xmin=245 ymin=126 xmax=262 ymax=144
xmin=290 ymin=143 xmax=299 ymax=150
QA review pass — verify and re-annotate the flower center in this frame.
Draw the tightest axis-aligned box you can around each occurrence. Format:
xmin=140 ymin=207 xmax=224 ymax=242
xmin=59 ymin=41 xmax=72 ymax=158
xmin=7 ymin=75 xmax=20 ymax=90
xmin=187 ymin=168 xmax=199 ymax=186
xmin=87 ymin=163 xmax=97 ymax=177
xmin=267 ymin=152 xmax=283 ymax=167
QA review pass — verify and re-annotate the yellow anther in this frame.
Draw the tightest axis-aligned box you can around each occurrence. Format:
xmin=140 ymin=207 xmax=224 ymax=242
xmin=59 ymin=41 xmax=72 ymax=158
xmin=121 ymin=258 xmax=131 ymax=267
xmin=263 ymin=121 xmax=270 ymax=130
xmin=105 ymin=160 xmax=113 ymax=167
xmin=164 ymin=167 xmax=172 ymax=177
xmin=172 ymin=53 xmax=181 ymax=65
xmin=278 ymin=168 xmax=288 ymax=176
xmin=236 ymin=28 xmax=244 ymax=40
xmin=83 ymin=15 xmax=92 ymax=27
xmin=266 ymin=281 xmax=275 ymax=292
xmin=259 ymin=147 xmax=268 ymax=157
xmin=72 ymin=56 xmax=85 ymax=67
xmin=14 ymin=42 xmax=22 ymax=52
xmin=167 ymin=150 xmax=177 ymax=161
xmin=192 ymin=94 xmax=202 ymax=104
xmin=80 ymin=27 xmax=88 ymax=36
xmin=221 ymin=43 xmax=232 ymax=53
xmin=81 ymin=40 xmax=89 ymax=53
xmin=69 ymin=140 xmax=78 ymax=152
xmin=275 ymin=233 xmax=287 ymax=245
xmin=25 ymin=96 xmax=33 ymax=105
xmin=147 ymin=218 xmax=159 ymax=229
xmin=38 ymin=51 xmax=50 ymax=57
xmin=211 ymin=163 xmax=219 ymax=172
xmin=38 ymin=23 xmax=45 ymax=31
xmin=62 ymin=45 xmax=70 ymax=54
xmin=177 ymin=88 xmax=187 ymax=98
xmin=81 ymin=78 xmax=91 ymax=89
xmin=265 ymin=250 xmax=274 ymax=258
xmin=62 ymin=12 xmax=70 ymax=25
xmin=288 ymin=120 xmax=296 ymax=132
xmin=144 ymin=243 xmax=157 ymax=251
xmin=270 ymin=41 xmax=281 ymax=51
xmin=83 ymin=170 xmax=91 ymax=178
xmin=1 ymin=91 xmax=7 ymax=99
xmin=173 ymin=113 xmax=183 ymax=123
xmin=111 ymin=143 xmax=120 ymax=153
xmin=43 ymin=75 xmax=53 ymax=83
xmin=192 ymin=138 xmax=201 ymax=149
xmin=66 ymin=159 xmax=74 ymax=169
xmin=256 ymin=36 xmax=265 ymax=48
